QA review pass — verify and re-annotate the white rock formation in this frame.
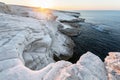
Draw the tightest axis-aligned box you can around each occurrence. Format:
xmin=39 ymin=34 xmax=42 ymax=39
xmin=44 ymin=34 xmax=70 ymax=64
xmin=0 ymin=45 xmax=108 ymax=80
xmin=0 ymin=2 xmax=56 ymax=20
xmin=56 ymin=52 xmax=108 ymax=80
xmin=105 ymin=52 xmax=120 ymax=80
xmin=0 ymin=11 xmax=74 ymax=70
xmin=1 ymin=2 xmax=120 ymax=80
xmin=0 ymin=2 xmax=11 ymax=13
xmin=53 ymin=11 xmax=79 ymax=21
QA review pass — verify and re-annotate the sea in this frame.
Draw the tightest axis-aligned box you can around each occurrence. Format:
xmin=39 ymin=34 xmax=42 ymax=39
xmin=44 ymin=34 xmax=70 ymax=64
xmin=79 ymin=10 xmax=120 ymax=34
xmin=68 ymin=10 xmax=120 ymax=62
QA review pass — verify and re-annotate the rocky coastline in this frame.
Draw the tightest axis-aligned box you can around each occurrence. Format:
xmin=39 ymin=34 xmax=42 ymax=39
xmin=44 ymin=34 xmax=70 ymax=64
xmin=0 ymin=2 xmax=120 ymax=80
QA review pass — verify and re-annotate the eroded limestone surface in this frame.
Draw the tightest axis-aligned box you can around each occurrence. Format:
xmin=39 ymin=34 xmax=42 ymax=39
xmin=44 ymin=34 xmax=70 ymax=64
xmin=0 ymin=2 xmax=120 ymax=80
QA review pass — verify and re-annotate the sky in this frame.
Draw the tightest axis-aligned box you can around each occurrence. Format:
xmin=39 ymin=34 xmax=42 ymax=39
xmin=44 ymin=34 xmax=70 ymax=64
xmin=0 ymin=0 xmax=120 ymax=10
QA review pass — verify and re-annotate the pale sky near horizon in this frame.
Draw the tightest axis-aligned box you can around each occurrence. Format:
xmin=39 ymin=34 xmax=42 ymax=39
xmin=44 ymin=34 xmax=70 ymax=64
xmin=0 ymin=0 xmax=120 ymax=10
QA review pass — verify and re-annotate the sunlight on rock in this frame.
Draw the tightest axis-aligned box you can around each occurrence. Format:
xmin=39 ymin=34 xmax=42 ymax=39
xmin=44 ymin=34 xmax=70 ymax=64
xmin=32 ymin=7 xmax=57 ymax=20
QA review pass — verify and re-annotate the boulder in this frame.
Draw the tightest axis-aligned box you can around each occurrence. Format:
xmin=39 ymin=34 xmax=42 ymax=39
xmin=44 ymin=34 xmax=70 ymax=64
xmin=105 ymin=52 xmax=120 ymax=80
xmin=59 ymin=28 xmax=80 ymax=37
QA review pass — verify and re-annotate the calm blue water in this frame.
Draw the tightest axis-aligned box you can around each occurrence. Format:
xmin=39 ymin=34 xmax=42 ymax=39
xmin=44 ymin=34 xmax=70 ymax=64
xmin=78 ymin=10 xmax=120 ymax=34
xmin=79 ymin=10 xmax=120 ymax=25
xmin=68 ymin=10 xmax=120 ymax=62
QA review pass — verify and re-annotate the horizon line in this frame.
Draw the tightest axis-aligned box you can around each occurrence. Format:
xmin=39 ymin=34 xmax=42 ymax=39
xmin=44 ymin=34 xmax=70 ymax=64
xmin=2 ymin=2 xmax=120 ymax=11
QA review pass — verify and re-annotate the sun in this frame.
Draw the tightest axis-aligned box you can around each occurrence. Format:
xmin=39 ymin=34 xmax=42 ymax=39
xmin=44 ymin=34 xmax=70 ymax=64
xmin=29 ymin=0 xmax=52 ymax=8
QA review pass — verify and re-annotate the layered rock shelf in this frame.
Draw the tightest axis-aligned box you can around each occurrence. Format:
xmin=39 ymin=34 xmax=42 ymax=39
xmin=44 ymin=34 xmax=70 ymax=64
xmin=0 ymin=2 xmax=120 ymax=80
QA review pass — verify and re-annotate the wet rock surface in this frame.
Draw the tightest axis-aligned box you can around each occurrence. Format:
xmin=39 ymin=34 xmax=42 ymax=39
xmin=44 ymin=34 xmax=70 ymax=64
xmin=59 ymin=18 xmax=85 ymax=23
